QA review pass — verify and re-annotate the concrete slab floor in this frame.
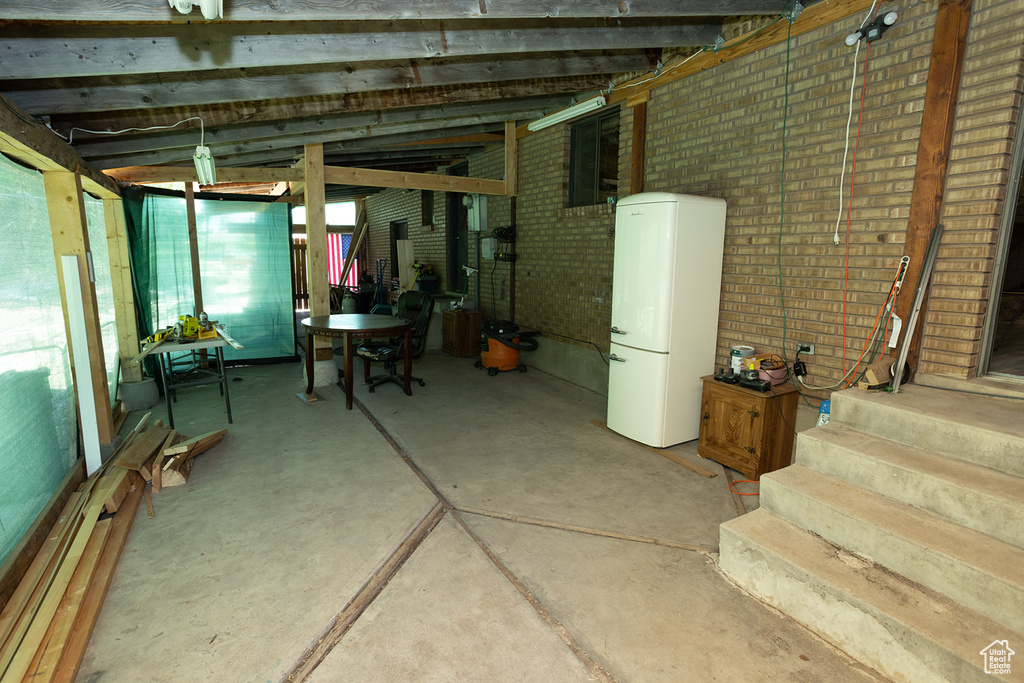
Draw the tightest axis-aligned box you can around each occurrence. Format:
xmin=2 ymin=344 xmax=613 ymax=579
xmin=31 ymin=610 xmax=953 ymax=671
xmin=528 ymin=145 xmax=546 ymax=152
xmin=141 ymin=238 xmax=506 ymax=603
xmin=78 ymin=354 xmax=883 ymax=681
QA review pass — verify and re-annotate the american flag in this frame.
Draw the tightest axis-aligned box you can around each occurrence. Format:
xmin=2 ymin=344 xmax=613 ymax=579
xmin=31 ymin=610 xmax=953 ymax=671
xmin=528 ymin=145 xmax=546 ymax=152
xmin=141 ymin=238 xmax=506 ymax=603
xmin=327 ymin=233 xmax=359 ymax=287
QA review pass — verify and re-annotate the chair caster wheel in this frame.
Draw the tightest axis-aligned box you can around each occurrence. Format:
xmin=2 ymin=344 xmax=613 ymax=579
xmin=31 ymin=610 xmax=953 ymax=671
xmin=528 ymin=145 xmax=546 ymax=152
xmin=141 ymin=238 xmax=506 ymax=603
xmin=474 ymin=360 xmax=483 ymax=369
xmin=417 ymin=379 xmax=426 ymax=387
xmin=368 ymin=386 xmax=375 ymax=393
xmin=488 ymin=366 xmax=499 ymax=376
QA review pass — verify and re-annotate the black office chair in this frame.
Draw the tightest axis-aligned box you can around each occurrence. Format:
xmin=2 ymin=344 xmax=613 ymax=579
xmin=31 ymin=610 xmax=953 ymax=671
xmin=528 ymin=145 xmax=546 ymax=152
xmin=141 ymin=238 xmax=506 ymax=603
xmin=356 ymin=290 xmax=435 ymax=392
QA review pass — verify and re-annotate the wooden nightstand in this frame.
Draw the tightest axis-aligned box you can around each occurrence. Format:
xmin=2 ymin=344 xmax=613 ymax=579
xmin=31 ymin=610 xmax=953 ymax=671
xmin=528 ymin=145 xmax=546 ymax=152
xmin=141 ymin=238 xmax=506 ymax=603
xmin=697 ymin=375 xmax=798 ymax=480
xmin=442 ymin=310 xmax=482 ymax=357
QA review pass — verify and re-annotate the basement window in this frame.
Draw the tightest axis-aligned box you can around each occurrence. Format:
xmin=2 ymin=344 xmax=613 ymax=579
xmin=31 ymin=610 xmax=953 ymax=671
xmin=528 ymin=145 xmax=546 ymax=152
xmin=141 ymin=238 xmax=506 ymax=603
xmin=569 ymin=109 xmax=620 ymax=207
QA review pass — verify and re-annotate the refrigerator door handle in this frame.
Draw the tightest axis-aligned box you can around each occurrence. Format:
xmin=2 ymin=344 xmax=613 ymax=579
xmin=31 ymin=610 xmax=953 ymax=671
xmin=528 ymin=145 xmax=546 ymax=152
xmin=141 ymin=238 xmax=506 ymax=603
xmin=610 ymin=326 xmax=627 ymax=335
xmin=608 ymin=354 xmax=627 ymax=362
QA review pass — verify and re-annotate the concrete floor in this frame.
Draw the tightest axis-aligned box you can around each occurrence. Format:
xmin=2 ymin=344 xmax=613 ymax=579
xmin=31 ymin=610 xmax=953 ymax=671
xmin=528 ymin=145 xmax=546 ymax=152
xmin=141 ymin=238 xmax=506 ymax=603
xmin=79 ymin=352 xmax=884 ymax=682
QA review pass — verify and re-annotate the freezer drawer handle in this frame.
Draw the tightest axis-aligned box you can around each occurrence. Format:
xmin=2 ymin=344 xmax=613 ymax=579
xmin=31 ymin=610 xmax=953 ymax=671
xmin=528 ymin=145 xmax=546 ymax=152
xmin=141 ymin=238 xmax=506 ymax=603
xmin=609 ymin=354 xmax=626 ymax=362
xmin=610 ymin=326 xmax=627 ymax=335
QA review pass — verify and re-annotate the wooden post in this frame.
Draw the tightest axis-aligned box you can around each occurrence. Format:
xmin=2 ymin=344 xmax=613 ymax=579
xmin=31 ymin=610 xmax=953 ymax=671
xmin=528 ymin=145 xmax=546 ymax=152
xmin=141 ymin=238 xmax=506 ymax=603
xmin=304 ymin=143 xmax=332 ymax=361
xmin=184 ymin=184 xmax=204 ymax=316
xmin=102 ymin=197 xmax=142 ymax=383
xmin=43 ymin=171 xmax=114 ymax=445
xmin=504 ymin=120 xmax=518 ymax=197
xmin=627 ymin=91 xmax=650 ymax=195
xmin=894 ymin=0 xmax=973 ymax=376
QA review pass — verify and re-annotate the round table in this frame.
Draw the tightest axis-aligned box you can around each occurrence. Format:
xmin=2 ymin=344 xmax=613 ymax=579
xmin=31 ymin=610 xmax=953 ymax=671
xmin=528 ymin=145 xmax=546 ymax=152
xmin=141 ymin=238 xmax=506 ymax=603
xmin=300 ymin=314 xmax=412 ymax=409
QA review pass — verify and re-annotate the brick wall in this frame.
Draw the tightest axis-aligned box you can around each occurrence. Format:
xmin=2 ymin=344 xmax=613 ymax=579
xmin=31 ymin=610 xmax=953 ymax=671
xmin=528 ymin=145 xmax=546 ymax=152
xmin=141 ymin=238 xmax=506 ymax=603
xmin=360 ymin=0 xmax=1024 ymax=390
xmin=365 ymin=187 xmax=447 ymax=292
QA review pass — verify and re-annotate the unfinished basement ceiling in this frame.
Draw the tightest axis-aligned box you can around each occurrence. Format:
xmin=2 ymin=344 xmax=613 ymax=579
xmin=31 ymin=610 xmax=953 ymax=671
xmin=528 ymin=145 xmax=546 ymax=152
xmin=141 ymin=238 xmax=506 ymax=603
xmin=0 ymin=1 xmax=787 ymax=178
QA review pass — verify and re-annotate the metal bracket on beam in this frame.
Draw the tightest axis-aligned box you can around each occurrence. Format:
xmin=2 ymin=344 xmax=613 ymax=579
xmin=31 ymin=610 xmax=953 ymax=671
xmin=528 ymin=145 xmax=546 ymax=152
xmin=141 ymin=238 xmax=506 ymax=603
xmin=787 ymin=2 xmax=805 ymax=23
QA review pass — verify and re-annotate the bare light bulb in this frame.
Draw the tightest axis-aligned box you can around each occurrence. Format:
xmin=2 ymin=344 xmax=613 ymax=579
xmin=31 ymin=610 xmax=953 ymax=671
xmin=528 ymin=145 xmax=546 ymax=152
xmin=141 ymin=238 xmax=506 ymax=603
xmin=883 ymin=11 xmax=898 ymax=26
xmin=845 ymin=31 xmax=862 ymax=46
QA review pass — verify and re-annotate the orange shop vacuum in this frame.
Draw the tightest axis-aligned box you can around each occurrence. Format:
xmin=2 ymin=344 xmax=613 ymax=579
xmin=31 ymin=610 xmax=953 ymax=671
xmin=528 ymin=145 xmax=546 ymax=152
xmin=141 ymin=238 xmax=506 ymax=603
xmin=475 ymin=320 xmax=539 ymax=376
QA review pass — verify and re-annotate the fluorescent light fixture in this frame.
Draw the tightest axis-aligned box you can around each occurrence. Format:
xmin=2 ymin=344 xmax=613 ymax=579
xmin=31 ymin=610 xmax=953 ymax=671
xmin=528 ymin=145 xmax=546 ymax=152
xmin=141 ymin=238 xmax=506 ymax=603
xmin=169 ymin=0 xmax=223 ymax=20
xmin=194 ymin=145 xmax=217 ymax=186
xmin=527 ymin=96 xmax=607 ymax=132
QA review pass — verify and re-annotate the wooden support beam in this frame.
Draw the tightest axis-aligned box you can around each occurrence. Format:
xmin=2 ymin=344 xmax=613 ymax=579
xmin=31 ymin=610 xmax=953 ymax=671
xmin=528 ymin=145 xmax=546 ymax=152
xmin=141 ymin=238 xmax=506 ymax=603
xmin=53 ymin=77 xmax=606 ymax=136
xmin=102 ymin=197 xmax=142 ymax=383
xmin=304 ymin=144 xmax=333 ymax=362
xmin=504 ymin=121 xmax=518 ymax=197
xmin=1 ymin=22 xmax=719 ymax=80
xmin=184 ymin=185 xmax=205 ymax=317
xmin=894 ymin=0 xmax=973 ymax=378
xmin=102 ymin=165 xmax=304 ymax=185
xmin=323 ymin=165 xmax=507 ymax=196
xmin=2 ymin=1 xmax=786 ymax=22
xmin=629 ymin=98 xmax=648 ymax=195
xmin=10 ymin=54 xmax=652 ymax=116
xmin=44 ymin=172 xmax=115 ymax=446
xmin=0 ymin=94 xmax=119 ymax=199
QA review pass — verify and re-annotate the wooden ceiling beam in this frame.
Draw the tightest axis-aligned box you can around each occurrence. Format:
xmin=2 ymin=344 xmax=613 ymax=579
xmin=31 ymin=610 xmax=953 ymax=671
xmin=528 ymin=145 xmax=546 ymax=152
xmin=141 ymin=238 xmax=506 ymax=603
xmin=72 ymin=96 xmax=567 ymax=158
xmin=323 ymin=165 xmax=506 ymax=195
xmin=1 ymin=21 xmax=719 ymax=80
xmin=8 ymin=53 xmax=649 ymax=116
xmin=2 ymin=0 xmax=788 ymax=22
xmin=0 ymin=94 xmax=119 ymax=198
xmin=85 ymin=109 xmax=539 ymax=169
xmin=103 ymin=165 xmax=304 ymax=184
xmin=47 ymin=77 xmax=608 ymax=134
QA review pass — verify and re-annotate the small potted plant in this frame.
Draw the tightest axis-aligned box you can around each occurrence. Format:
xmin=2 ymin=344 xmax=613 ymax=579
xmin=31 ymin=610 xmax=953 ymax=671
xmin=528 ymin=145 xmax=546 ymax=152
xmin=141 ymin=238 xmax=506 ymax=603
xmin=413 ymin=262 xmax=438 ymax=294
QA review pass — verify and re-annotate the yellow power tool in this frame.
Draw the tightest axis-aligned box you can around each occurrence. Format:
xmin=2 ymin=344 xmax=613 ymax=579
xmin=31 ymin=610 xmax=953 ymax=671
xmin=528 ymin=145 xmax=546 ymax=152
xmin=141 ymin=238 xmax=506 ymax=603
xmin=172 ymin=312 xmax=218 ymax=341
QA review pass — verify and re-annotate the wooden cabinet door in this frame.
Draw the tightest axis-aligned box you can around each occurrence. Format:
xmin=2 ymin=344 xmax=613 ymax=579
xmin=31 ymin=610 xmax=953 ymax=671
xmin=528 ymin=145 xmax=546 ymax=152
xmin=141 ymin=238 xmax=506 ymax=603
xmin=699 ymin=382 xmax=765 ymax=474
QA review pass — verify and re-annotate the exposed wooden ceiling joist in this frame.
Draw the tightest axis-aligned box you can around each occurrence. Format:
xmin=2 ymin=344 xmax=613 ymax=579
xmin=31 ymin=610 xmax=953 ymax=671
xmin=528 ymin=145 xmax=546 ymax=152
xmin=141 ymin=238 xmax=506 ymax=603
xmin=86 ymin=109 xmax=542 ymax=168
xmin=2 ymin=0 xmax=789 ymax=22
xmin=7 ymin=52 xmax=651 ymax=115
xmin=71 ymin=96 xmax=567 ymax=159
xmin=46 ymin=76 xmax=608 ymax=135
xmin=0 ymin=20 xmax=718 ymax=80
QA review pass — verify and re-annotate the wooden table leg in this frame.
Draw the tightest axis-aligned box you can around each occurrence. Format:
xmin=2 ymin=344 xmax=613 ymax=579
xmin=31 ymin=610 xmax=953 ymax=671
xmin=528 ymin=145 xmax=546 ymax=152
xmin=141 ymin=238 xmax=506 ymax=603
xmin=304 ymin=330 xmax=315 ymax=398
xmin=403 ymin=327 xmax=412 ymax=396
xmin=344 ymin=333 xmax=354 ymax=410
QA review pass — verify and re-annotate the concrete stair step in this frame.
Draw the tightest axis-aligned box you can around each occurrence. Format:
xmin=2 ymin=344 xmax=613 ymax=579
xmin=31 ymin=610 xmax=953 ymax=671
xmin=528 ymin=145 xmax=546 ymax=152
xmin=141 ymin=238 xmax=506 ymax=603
xmin=830 ymin=385 xmax=1024 ymax=477
xmin=797 ymin=423 xmax=1024 ymax=549
xmin=759 ymin=465 xmax=1024 ymax=634
xmin=719 ymin=509 xmax=1024 ymax=683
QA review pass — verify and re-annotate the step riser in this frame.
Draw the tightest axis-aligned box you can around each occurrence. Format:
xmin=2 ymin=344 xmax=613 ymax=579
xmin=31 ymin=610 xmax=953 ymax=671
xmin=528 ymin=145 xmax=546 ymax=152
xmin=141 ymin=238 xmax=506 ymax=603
xmin=831 ymin=393 xmax=1024 ymax=478
xmin=760 ymin=475 xmax=1024 ymax=635
xmin=719 ymin=520 xmax=992 ymax=683
xmin=796 ymin=432 xmax=1024 ymax=549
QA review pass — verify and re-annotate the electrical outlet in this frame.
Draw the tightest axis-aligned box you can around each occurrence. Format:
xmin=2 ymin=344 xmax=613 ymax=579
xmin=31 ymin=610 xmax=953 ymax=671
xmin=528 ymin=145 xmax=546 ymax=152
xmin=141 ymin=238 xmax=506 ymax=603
xmin=797 ymin=343 xmax=815 ymax=355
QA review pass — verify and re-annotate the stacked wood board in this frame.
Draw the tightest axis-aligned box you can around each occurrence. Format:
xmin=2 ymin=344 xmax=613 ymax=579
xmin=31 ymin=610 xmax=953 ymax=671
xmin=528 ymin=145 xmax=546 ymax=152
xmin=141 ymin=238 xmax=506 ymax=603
xmin=0 ymin=415 xmax=227 ymax=682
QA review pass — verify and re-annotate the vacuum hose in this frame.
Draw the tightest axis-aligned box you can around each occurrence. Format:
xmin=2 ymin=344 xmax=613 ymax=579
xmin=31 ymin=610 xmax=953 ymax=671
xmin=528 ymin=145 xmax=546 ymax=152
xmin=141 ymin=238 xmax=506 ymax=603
xmin=482 ymin=320 xmax=539 ymax=351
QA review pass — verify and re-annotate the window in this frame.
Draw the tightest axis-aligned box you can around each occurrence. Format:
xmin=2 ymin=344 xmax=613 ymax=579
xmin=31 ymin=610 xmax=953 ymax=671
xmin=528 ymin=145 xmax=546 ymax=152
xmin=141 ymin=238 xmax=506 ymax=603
xmin=569 ymin=109 xmax=620 ymax=207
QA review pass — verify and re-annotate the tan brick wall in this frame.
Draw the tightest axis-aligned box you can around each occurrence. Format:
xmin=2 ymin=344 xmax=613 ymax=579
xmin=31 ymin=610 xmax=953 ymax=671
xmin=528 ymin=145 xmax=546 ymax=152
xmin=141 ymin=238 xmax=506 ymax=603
xmin=361 ymin=0 xmax=1024 ymax=390
xmin=365 ymin=187 xmax=447 ymax=292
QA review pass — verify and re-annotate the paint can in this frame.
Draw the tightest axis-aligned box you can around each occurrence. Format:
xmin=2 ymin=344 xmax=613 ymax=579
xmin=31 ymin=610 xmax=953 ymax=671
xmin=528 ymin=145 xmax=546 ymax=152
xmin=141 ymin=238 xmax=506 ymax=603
xmin=730 ymin=345 xmax=754 ymax=372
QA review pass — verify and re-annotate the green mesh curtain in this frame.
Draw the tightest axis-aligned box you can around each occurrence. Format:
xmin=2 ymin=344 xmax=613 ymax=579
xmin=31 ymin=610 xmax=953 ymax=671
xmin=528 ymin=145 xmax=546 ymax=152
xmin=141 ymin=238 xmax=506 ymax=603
xmin=0 ymin=155 xmax=77 ymax=564
xmin=124 ymin=187 xmax=295 ymax=363
xmin=83 ymin=195 xmax=120 ymax=405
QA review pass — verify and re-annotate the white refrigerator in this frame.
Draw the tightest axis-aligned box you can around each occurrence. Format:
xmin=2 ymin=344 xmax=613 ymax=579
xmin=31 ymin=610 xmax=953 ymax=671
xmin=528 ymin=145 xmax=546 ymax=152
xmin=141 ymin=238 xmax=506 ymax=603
xmin=606 ymin=192 xmax=727 ymax=448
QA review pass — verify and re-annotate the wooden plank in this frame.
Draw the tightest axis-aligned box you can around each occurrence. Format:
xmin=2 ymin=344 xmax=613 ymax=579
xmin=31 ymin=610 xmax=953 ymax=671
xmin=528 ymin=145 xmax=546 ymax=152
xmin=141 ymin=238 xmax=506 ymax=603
xmin=45 ymin=173 xmax=115 ymax=446
xmin=396 ymin=240 xmax=416 ymax=293
xmin=2 ymin=23 xmax=718 ymax=81
xmin=130 ymin=336 xmax=167 ymax=363
xmin=893 ymin=0 xmax=973 ymax=379
xmin=589 ymin=420 xmax=718 ymax=478
xmin=0 ymin=512 xmax=98 ymax=683
xmin=103 ymin=165 xmax=304 ymax=185
xmin=1 ymin=1 xmax=784 ymax=22
xmin=0 ymin=460 xmax=84 ymax=610
xmin=163 ymin=428 xmax=228 ymax=457
xmin=214 ymin=327 xmax=244 ymax=350
xmin=22 ymin=518 xmax=112 ymax=683
xmin=337 ymin=200 xmax=367 ymax=287
xmin=50 ymin=481 xmax=144 ymax=683
xmin=97 ymin=469 xmax=134 ymax=515
xmin=629 ymin=101 xmax=647 ymax=195
xmin=324 ymin=165 xmax=507 ymax=196
xmin=112 ymin=425 xmax=172 ymax=472
xmin=143 ymin=489 xmax=155 ymax=520
xmin=10 ymin=54 xmax=651 ymax=116
xmin=184 ymin=185 xmax=204 ymax=318
xmin=160 ymin=458 xmax=195 ymax=488
xmin=103 ymin=197 xmax=142 ymax=382
xmin=504 ymin=120 xmax=518 ymax=197
xmin=305 ymin=144 xmax=333 ymax=362
xmin=0 ymin=94 xmax=119 ymax=199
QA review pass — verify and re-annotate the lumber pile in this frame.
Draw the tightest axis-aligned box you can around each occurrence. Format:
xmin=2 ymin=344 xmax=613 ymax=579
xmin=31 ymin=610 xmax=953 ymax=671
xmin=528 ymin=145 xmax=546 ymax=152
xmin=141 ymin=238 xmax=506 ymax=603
xmin=0 ymin=416 xmax=149 ymax=683
xmin=0 ymin=416 xmax=228 ymax=682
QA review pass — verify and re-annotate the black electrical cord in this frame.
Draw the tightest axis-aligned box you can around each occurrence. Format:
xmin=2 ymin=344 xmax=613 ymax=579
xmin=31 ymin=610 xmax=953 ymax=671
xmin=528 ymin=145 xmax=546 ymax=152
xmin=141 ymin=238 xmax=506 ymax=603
xmin=520 ymin=327 xmax=610 ymax=365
